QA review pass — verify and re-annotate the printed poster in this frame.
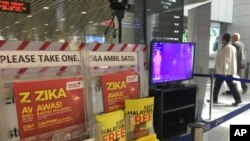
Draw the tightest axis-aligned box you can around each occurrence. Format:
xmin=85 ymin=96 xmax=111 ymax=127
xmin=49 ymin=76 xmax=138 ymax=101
xmin=14 ymin=77 xmax=86 ymax=140
xmin=100 ymin=69 xmax=139 ymax=112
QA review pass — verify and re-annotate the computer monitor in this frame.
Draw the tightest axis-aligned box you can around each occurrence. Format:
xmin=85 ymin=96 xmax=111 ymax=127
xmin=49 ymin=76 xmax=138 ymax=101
xmin=149 ymin=41 xmax=195 ymax=86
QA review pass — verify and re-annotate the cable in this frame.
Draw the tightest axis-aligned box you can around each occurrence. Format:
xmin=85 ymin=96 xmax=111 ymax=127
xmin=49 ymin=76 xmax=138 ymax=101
xmin=104 ymin=14 xmax=116 ymax=36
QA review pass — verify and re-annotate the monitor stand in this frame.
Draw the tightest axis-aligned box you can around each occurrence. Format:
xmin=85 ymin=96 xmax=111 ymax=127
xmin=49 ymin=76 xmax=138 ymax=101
xmin=156 ymin=81 xmax=185 ymax=89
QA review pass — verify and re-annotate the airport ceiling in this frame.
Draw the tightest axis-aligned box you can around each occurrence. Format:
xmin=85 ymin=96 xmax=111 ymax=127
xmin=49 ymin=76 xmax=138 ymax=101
xmin=0 ymin=0 xmax=207 ymax=42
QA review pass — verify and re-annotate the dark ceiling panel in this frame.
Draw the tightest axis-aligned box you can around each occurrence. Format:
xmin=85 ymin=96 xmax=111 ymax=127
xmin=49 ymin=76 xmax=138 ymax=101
xmin=0 ymin=0 xmax=111 ymax=41
xmin=184 ymin=0 xmax=208 ymax=5
xmin=0 ymin=0 xmax=208 ymax=41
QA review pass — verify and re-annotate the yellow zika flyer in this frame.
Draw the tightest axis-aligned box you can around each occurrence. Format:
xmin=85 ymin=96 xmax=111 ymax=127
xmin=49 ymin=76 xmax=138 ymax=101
xmin=135 ymin=133 xmax=159 ymax=141
xmin=125 ymin=97 xmax=154 ymax=140
xmin=96 ymin=110 xmax=126 ymax=141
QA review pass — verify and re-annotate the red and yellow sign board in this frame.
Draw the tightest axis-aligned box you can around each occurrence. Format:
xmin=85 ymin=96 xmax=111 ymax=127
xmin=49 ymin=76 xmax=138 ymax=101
xmin=0 ymin=0 xmax=30 ymax=14
xmin=100 ymin=69 xmax=139 ymax=112
xmin=14 ymin=77 xmax=86 ymax=140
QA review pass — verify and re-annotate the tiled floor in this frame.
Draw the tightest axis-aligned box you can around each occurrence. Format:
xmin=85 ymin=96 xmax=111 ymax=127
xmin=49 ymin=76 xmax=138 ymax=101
xmin=202 ymin=82 xmax=250 ymax=141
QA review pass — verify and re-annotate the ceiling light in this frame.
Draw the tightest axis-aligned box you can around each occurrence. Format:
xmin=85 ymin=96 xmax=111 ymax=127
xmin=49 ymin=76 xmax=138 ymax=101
xmin=32 ymin=28 xmax=36 ymax=30
xmin=56 ymin=29 xmax=59 ymax=31
xmin=27 ymin=15 xmax=32 ymax=18
xmin=89 ymin=21 xmax=93 ymax=24
xmin=22 ymin=31 xmax=26 ymax=32
xmin=70 ymin=26 xmax=74 ymax=28
xmin=60 ymin=18 xmax=66 ymax=21
xmin=44 ymin=32 xmax=47 ymax=34
xmin=58 ymin=39 xmax=65 ymax=42
xmin=43 ymin=7 xmax=49 ymax=10
xmin=15 ymin=21 xmax=19 ymax=24
xmin=0 ymin=30 xmax=2 ymax=31
xmin=81 ymin=11 xmax=87 ymax=14
xmin=44 ymin=23 xmax=49 ymax=26
xmin=6 ymin=26 xmax=9 ymax=28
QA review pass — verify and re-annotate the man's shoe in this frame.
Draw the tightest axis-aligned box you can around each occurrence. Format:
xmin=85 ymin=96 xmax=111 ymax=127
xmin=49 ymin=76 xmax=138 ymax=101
xmin=222 ymin=91 xmax=231 ymax=95
xmin=232 ymin=100 xmax=242 ymax=106
xmin=242 ymin=89 xmax=247 ymax=94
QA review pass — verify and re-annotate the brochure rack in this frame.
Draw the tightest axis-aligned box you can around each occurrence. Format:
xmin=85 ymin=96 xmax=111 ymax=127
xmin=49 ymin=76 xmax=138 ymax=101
xmin=0 ymin=42 xmax=148 ymax=141
xmin=0 ymin=51 xmax=87 ymax=141
xmin=80 ymin=48 xmax=146 ymax=139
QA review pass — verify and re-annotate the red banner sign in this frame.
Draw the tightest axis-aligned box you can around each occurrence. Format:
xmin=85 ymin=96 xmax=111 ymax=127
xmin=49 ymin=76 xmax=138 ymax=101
xmin=100 ymin=69 xmax=139 ymax=112
xmin=14 ymin=77 xmax=86 ymax=140
xmin=0 ymin=0 xmax=31 ymax=14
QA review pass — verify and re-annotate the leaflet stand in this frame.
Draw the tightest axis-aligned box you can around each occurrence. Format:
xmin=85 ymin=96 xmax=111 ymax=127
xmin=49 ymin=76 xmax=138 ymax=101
xmin=0 ymin=51 xmax=88 ymax=141
xmin=80 ymin=48 xmax=146 ymax=139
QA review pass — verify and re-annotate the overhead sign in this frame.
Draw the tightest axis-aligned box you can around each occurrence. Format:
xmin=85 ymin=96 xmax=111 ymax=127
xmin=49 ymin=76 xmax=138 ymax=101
xmin=147 ymin=0 xmax=184 ymax=42
xmin=0 ymin=0 xmax=31 ymax=14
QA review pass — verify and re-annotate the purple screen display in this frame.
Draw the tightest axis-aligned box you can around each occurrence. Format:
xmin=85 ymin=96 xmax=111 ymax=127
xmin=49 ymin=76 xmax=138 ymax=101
xmin=151 ymin=42 xmax=195 ymax=84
